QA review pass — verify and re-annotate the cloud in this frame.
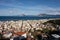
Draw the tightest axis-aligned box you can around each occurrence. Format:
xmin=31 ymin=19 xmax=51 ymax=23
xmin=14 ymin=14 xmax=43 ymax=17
xmin=21 ymin=5 xmax=60 ymax=15
xmin=0 ymin=0 xmax=23 ymax=8
xmin=0 ymin=0 xmax=60 ymax=16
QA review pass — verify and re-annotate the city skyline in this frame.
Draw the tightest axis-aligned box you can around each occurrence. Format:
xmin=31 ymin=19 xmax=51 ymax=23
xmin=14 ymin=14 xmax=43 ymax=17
xmin=0 ymin=0 xmax=60 ymax=16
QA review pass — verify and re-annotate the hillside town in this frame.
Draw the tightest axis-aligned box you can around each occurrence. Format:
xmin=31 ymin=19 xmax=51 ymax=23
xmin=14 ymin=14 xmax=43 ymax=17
xmin=0 ymin=20 xmax=60 ymax=40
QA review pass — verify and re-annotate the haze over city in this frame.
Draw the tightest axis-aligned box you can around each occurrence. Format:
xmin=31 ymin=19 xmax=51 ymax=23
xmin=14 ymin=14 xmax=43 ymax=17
xmin=0 ymin=0 xmax=60 ymax=16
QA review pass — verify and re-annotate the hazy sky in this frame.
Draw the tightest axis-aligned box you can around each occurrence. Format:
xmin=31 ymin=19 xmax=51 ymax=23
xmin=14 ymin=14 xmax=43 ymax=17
xmin=0 ymin=0 xmax=60 ymax=16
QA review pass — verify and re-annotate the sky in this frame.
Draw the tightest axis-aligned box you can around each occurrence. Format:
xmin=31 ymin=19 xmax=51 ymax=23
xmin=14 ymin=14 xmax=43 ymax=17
xmin=0 ymin=0 xmax=60 ymax=16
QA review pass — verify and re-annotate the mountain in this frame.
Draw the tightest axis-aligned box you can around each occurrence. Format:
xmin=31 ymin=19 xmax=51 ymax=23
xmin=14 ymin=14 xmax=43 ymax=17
xmin=38 ymin=14 xmax=49 ymax=16
xmin=37 ymin=14 xmax=60 ymax=18
xmin=17 ymin=14 xmax=26 ymax=16
xmin=38 ymin=14 xmax=60 ymax=16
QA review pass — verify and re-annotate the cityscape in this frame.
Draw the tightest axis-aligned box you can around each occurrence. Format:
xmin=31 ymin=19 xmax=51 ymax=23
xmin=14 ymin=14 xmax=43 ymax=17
xmin=0 ymin=0 xmax=60 ymax=40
